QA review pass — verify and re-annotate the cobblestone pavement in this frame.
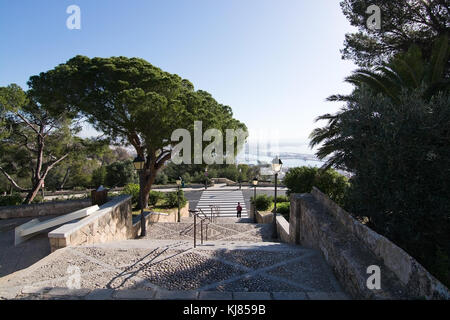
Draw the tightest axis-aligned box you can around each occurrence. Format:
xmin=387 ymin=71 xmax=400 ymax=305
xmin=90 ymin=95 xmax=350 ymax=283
xmin=0 ymin=217 xmax=52 ymax=278
xmin=0 ymin=188 xmax=349 ymax=300
xmin=0 ymin=239 xmax=349 ymax=300
xmin=144 ymin=221 xmax=274 ymax=242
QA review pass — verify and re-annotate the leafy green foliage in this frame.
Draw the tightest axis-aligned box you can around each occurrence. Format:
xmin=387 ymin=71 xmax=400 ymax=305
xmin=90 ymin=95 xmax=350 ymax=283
xmin=121 ymin=183 xmax=140 ymax=204
xmin=91 ymin=166 xmax=107 ymax=188
xmin=340 ymin=0 xmax=449 ymax=72
xmin=164 ymin=190 xmax=187 ymax=208
xmin=105 ymin=160 xmax=137 ymax=188
xmin=154 ymin=171 xmax=168 ymax=185
xmin=0 ymin=194 xmax=23 ymax=207
xmin=148 ymin=190 xmax=164 ymax=206
xmin=0 ymin=84 xmax=82 ymax=203
xmin=272 ymin=195 xmax=289 ymax=203
xmin=276 ymin=202 xmax=290 ymax=220
xmin=254 ymin=194 xmax=272 ymax=212
xmin=283 ymin=167 xmax=349 ymax=207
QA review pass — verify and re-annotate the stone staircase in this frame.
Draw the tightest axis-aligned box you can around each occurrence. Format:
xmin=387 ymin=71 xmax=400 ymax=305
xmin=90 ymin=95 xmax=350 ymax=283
xmin=144 ymin=220 xmax=274 ymax=243
xmin=195 ymin=190 xmax=248 ymax=218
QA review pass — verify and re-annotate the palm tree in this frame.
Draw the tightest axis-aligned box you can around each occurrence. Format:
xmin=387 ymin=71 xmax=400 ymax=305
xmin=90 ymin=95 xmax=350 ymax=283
xmin=310 ymin=35 xmax=449 ymax=168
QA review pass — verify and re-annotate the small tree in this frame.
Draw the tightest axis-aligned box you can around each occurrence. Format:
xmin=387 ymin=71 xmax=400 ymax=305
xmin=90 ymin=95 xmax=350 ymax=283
xmin=0 ymin=85 xmax=80 ymax=203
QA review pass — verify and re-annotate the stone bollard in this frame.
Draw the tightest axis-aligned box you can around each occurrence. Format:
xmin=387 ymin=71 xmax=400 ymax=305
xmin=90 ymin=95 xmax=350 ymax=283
xmin=91 ymin=186 xmax=108 ymax=206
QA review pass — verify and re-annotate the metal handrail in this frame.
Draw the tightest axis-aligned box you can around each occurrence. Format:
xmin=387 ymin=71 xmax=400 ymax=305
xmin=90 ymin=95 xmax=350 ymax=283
xmin=208 ymin=205 xmax=220 ymax=223
xmin=189 ymin=209 xmax=211 ymax=248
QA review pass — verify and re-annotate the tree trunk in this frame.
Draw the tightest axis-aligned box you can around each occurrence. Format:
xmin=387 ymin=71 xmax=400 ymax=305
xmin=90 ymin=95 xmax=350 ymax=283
xmin=60 ymin=167 xmax=70 ymax=190
xmin=138 ymin=169 xmax=157 ymax=210
xmin=23 ymin=179 xmax=44 ymax=204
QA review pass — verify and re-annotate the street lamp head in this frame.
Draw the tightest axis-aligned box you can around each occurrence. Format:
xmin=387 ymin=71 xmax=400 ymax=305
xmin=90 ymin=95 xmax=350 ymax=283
xmin=252 ymin=177 xmax=258 ymax=186
xmin=133 ymin=155 xmax=145 ymax=171
xmin=272 ymin=157 xmax=283 ymax=173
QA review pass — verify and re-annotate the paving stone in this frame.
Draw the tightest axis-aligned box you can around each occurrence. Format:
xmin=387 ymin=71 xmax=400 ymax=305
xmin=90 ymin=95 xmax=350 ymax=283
xmin=47 ymin=287 xmax=91 ymax=297
xmin=198 ymin=291 xmax=233 ymax=300
xmin=21 ymin=286 xmax=50 ymax=295
xmin=306 ymin=292 xmax=349 ymax=300
xmin=84 ymin=288 xmax=114 ymax=300
xmin=233 ymin=292 xmax=272 ymax=300
xmin=154 ymin=290 xmax=199 ymax=300
xmin=113 ymin=289 xmax=156 ymax=300
xmin=272 ymin=292 xmax=309 ymax=300
xmin=0 ymin=287 xmax=20 ymax=299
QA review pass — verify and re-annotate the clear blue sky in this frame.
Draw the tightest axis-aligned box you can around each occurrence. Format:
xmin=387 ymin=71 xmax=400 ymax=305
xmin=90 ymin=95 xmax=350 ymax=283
xmin=0 ymin=0 xmax=357 ymax=154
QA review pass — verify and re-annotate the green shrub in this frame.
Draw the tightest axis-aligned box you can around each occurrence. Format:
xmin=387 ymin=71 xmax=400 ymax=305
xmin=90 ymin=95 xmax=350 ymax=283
xmin=276 ymin=202 xmax=290 ymax=216
xmin=181 ymin=172 xmax=192 ymax=184
xmin=155 ymin=172 xmax=168 ymax=185
xmin=0 ymin=194 xmax=23 ymax=206
xmin=283 ymin=166 xmax=349 ymax=207
xmin=254 ymin=194 xmax=272 ymax=211
xmin=271 ymin=195 xmax=288 ymax=203
xmin=149 ymin=190 xmax=164 ymax=206
xmin=122 ymin=183 xmax=140 ymax=204
xmin=91 ymin=166 xmax=107 ymax=188
xmin=164 ymin=190 xmax=187 ymax=208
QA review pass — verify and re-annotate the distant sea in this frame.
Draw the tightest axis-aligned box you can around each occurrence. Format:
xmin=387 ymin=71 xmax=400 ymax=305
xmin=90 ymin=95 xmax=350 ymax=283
xmin=236 ymin=140 xmax=326 ymax=168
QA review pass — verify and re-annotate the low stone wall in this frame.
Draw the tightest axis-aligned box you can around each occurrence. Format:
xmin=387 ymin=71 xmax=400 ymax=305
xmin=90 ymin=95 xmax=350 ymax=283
xmin=255 ymin=210 xmax=273 ymax=224
xmin=132 ymin=202 xmax=190 ymax=237
xmin=289 ymin=188 xmax=450 ymax=300
xmin=0 ymin=199 xmax=91 ymax=220
xmin=48 ymin=195 xmax=133 ymax=252
xmin=275 ymin=215 xmax=289 ymax=243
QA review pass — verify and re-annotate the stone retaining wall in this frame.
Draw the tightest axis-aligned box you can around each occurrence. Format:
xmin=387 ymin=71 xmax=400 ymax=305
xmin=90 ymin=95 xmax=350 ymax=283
xmin=48 ymin=196 xmax=133 ymax=252
xmin=275 ymin=215 xmax=290 ymax=243
xmin=131 ymin=202 xmax=190 ymax=237
xmin=289 ymin=188 xmax=450 ymax=300
xmin=0 ymin=199 xmax=91 ymax=220
xmin=255 ymin=210 xmax=273 ymax=224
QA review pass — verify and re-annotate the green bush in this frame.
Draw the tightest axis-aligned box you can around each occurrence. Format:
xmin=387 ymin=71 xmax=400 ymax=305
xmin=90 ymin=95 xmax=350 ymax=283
xmin=254 ymin=194 xmax=272 ymax=211
xmin=276 ymin=202 xmax=290 ymax=216
xmin=149 ymin=190 xmax=164 ymax=206
xmin=105 ymin=160 xmax=137 ymax=188
xmin=31 ymin=195 xmax=44 ymax=203
xmin=164 ymin=190 xmax=187 ymax=208
xmin=122 ymin=183 xmax=140 ymax=204
xmin=283 ymin=166 xmax=349 ymax=207
xmin=0 ymin=194 xmax=23 ymax=206
xmin=91 ymin=166 xmax=107 ymax=188
xmin=181 ymin=172 xmax=192 ymax=184
xmin=155 ymin=172 xmax=168 ymax=185
xmin=271 ymin=195 xmax=288 ymax=203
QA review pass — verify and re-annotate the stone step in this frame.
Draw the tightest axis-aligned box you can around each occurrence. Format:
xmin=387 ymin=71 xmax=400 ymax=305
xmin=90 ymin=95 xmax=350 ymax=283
xmin=145 ymin=221 xmax=274 ymax=242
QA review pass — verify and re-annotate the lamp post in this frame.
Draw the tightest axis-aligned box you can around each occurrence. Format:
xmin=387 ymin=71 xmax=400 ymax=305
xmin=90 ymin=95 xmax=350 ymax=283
xmin=204 ymin=167 xmax=208 ymax=190
xmin=238 ymin=168 xmax=242 ymax=190
xmin=133 ymin=155 xmax=146 ymax=237
xmin=176 ymin=177 xmax=182 ymax=223
xmin=271 ymin=157 xmax=283 ymax=239
xmin=252 ymin=177 xmax=258 ymax=220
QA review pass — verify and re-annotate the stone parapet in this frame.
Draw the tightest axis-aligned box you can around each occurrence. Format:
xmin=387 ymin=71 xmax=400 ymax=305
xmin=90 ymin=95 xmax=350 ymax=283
xmin=0 ymin=199 xmax=91 ymax=220
xmin=48 ymin=195 xmax=133 ymax=252
xmin=288 ymin=188 xmax=450 ymax=300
